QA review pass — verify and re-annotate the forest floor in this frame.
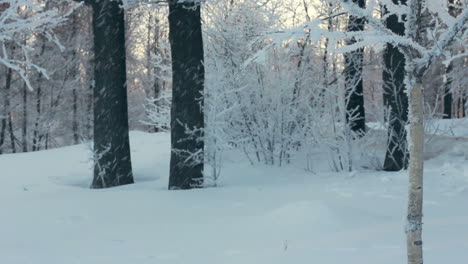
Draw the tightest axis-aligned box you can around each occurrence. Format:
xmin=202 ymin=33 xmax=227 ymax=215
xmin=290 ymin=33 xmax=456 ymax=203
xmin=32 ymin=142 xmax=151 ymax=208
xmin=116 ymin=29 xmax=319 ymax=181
xmin=0 ymin=119 xmax=467 ymax=264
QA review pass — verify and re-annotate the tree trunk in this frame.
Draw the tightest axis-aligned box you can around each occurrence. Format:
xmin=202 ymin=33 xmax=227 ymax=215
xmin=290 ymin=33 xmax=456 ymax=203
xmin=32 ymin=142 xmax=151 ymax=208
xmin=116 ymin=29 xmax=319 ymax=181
xmin=72 ymin=88 xmax=79 ymax=144
xmin=153 ymin=77 xmax=161 ymax=133
xmin=459 ymin=96 xmax=466 ymax=118
xmin=168 ymin=0 xmax=205 ymax=190
xmin=32 ymin=84 xmax=42 ymax=152
xmin=443 ymin=63 xmax=453 ymax=119
xmin=31 ymin=40 xmax=46 ymax=152
xmin=70 ymin=11 xmax=80 ymax=145
xmin=406 ymin=1 xmax=424 ymax=263
xmin=344 ymin=0 xmax=366 ymax=136
xmin=91 ymin=0 xmax=133 ymax=188
xmin=443 ymin=0 xmax=462 ymax=119
xmin=0 ymin=110 xmax=5 ymax=155
xmin=462 ymin=96 xmax=466 ymax=118
xmin=383 ymin=0 xmax=409 ymax=171
xmin=406 ymin=82 xmax=424 ymax=264
xmin=22 ymin=83 xmax=28 ymax=152
xmin=0 ymin=122 xmax=4 ymax=154
xmin=0 ymin=68 xmax=12 ymax=154
xmin=147 ymin=13 xmax=161 ymax=133
xmin=87 ymin=82 xmax=93 ymax=140
xmin=85 ymin=6 xmax=94 ymax=141
xmin=7 ymin=108 xmax=15 ymax=153
xmin=1 ymin=68 xmax=15 ymax=154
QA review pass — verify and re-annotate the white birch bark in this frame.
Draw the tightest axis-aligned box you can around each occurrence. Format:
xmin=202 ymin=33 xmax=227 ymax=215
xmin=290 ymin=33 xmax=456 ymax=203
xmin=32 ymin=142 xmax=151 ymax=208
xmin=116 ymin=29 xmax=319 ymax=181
xmin=405 ymin=1 xmax=424 ymax=263
xmin=406 ymin=81 xmax=424 ymax=264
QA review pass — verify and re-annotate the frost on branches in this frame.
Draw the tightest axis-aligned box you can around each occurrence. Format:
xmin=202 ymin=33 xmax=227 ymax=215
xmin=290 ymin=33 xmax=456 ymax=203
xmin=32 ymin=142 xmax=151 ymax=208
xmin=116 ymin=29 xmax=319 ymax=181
xmin=336 ymin=1 xmax=467 ymax=263
xmin=0 ymin=0 xmax=77 ymax=90
xmin=142 ymin=0 xmax=466 ymax=183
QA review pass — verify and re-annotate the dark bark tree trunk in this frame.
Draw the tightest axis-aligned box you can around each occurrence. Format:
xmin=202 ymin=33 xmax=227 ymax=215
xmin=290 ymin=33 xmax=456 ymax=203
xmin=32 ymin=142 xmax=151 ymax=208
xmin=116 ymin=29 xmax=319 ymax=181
xmin=83 ymin=4 xmax=94 ymax=141
xmin=90 ymin=0 xmax=133 ymax=188
xmin=22 ymin=83 xmax=28 ymax=152
xmin=0 ymin=120 xmax=4 ymax=154
xmin=147 ymin=14 xmax=161 ymax=133
xmin=32 ymin=83 xmax=42 ymax=152
xmin=0 ymin=118 xmax=4 ymax=154
xmin=72 ymin=87 xmax=79 ymax=143
xmin=463 ymin=96 xmax=466 ymax=118
xmin=31 ymin=40 xmax=46 ymax=152
xmin=344 ymin=0 xmax=366 ymax=136
xmin=443 ymin=63 xmax=453 ymax=119
xmin=0 ymin=68 xmax=12 ymax=154
xmin=459 ymin=96 xmax=466 ymax=118
xmin=87 ymin=82 xmax=93 ymax=139
xmin=153 ymin=77 xmax=161 ymax=133
xmin=20 ymin=35 xmax=28 ymax=153
xmin=443 ymin=0 xmax=462 ymax=119
xmin=383 ymin=0 xmax=409 ymax=171
xmin=7 ymin=106 xmax=15 ymax=153
xmin=168 ymin=0 xmax=205 ymax=190
xmin=70 ymin=12 xmax=80 ymax=145
xmin=1 ymin=68 xmax=15 ymax=154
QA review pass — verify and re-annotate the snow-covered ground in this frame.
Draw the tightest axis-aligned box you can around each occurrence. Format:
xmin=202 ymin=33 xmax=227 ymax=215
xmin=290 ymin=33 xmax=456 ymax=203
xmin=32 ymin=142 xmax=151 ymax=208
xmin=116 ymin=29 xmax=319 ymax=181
xmin=1 ymin=119 xmax=468 ymax=264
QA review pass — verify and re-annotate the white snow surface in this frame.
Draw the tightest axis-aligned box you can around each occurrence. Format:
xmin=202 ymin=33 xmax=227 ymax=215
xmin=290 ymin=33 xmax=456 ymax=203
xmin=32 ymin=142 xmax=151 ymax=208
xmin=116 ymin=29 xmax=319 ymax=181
xmin=1 ymin=121 xmax=468 ymax=263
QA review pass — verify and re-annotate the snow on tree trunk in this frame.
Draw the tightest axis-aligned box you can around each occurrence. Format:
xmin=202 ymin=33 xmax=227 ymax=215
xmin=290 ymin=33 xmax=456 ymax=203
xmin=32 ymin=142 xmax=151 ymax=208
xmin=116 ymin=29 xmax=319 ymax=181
xmin=383 ymin=0 xmax=409 ymax=171
xmin=344 ymin=0 xmax=366 ymax=136
xmin=168 ymin=0 xmax=205 ymax=190
xmin=91 ymin=0 xmax=134 ymax=188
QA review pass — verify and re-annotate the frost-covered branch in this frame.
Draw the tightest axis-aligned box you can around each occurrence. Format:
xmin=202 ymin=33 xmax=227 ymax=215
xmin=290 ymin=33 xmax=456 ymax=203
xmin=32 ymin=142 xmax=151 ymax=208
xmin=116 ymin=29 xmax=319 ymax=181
xmin=0 ymin=0 xmax=78 ymax=90
xmin=415 ymin=8 xmax=468 ymax=76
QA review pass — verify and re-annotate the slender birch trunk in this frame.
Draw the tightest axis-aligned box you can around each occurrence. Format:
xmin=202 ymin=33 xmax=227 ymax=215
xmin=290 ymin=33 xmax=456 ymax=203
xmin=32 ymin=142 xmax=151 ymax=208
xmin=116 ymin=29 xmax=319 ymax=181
xmin=406 ymin=1 xmax=424 ymax=263
xmin=406 ymin=81 xmax=424 ymax=264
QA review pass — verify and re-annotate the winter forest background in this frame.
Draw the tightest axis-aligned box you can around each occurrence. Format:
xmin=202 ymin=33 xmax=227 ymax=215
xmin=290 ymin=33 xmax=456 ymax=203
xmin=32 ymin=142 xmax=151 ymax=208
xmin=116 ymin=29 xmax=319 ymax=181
xmin=1 ymin=0 xmax=466 ymax=165
xmin=0 ymin=0 xmax=467 ymax=263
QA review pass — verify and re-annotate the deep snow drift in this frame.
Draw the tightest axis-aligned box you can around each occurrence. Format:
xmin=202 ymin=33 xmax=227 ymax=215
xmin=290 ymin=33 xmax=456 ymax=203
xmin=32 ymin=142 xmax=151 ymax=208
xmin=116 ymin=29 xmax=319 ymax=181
xmin=0 ymin=119 xmax=467 ymax=264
